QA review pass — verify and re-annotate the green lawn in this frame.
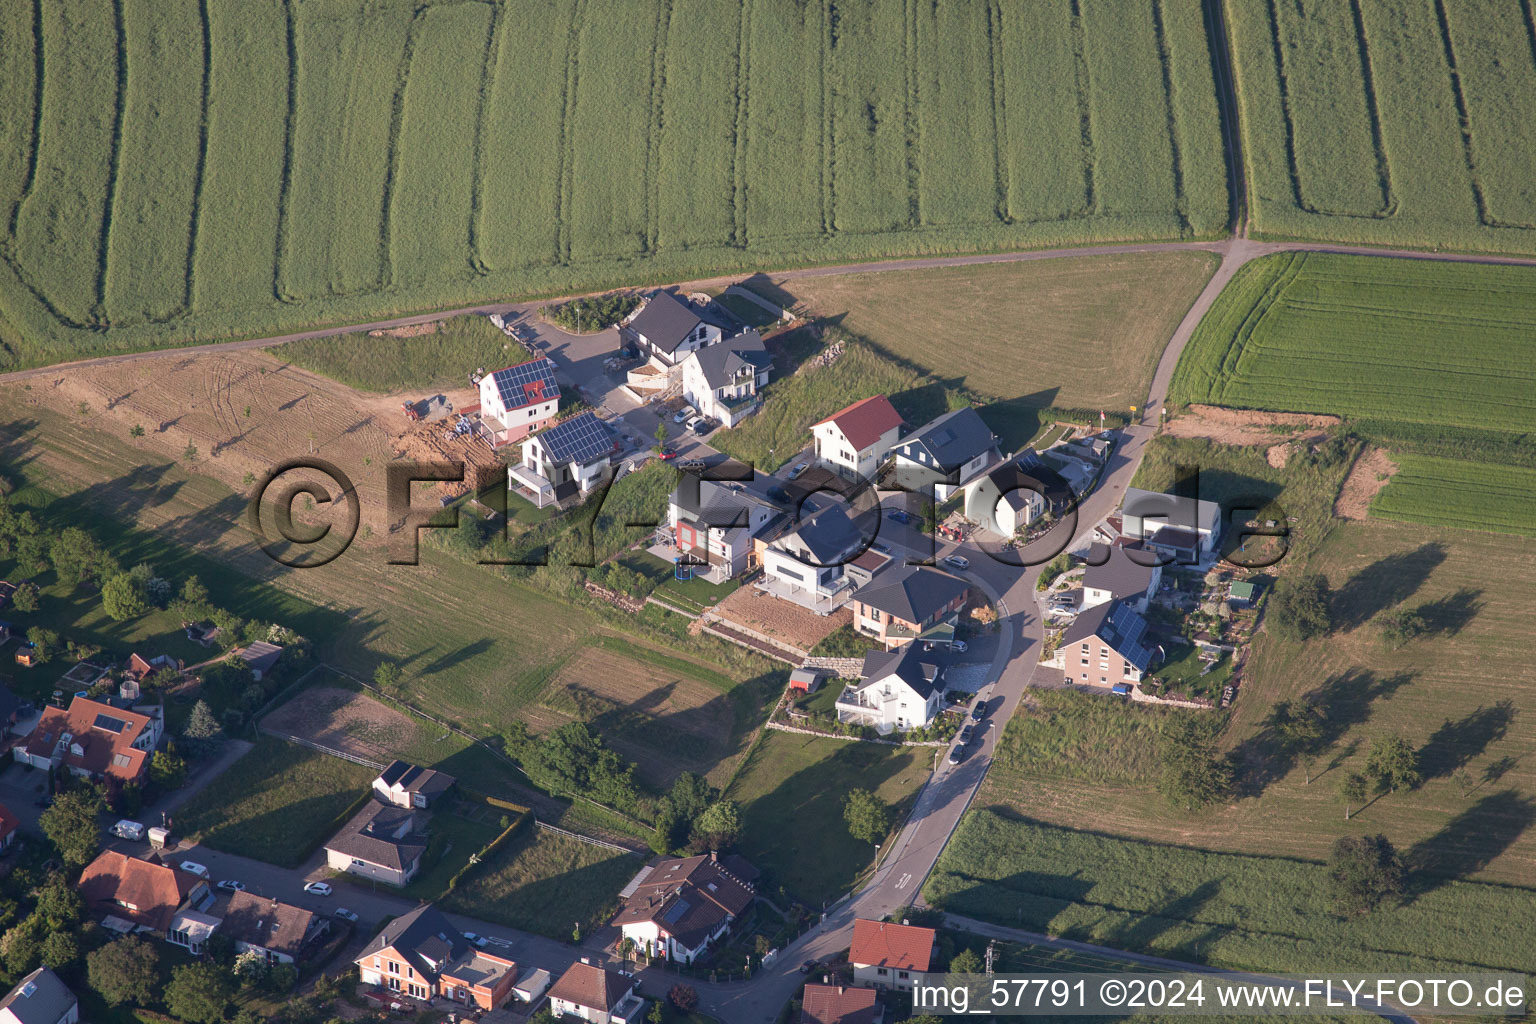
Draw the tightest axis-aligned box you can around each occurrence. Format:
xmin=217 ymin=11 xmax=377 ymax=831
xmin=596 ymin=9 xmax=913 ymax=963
xmin=725 ymin=730 xmax=932 ymax=905
xmin=766 ymin=251 xmax=1217 ymax=408
xmin=439 ymin=826 xmax=640 ymax=940
xmin=273 ymin=315 xmax=532 ymax=393
xmin=175 ymin=736 xmax=374 ymax=867
xmin=398 ymin=798 xmax=510 ymax=901
xmin=712 ymin=293 xmax=779 ymax=330
xmin=1150 ymin=645 xmax=1233 ymax=703
xmin=925 ymin=809 xmax=1536 ymax=976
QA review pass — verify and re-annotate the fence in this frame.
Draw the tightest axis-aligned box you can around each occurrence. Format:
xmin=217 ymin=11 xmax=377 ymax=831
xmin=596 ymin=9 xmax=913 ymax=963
xmin=261 ymin=729 xmax=387 ymax=771
xmin=534 ymin=820 xmax=639 ymax=856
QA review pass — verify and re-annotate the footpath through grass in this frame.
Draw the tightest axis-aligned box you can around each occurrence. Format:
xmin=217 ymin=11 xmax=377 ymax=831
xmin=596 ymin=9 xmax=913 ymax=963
xmin=175 ymin=736 xmax=373 ymax=868
xmin=725 ymin=730 xmax=931 ymax=905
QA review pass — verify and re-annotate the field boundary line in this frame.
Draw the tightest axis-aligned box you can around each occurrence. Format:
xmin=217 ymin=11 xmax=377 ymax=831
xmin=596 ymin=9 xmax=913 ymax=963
xmin=534 ymin=819 xmax=639 ymax=857
xmin=260 ymin=727 xmax=387 ymax=771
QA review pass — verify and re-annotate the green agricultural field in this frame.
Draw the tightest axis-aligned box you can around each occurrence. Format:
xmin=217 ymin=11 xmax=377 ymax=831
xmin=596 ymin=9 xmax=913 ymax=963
xmin=1371 ymin=456 xmax=1536 ymax=537
xmin=925 ymin=809 xmax=1536 ymax=976
xmin=725 ymin=729 xmax=931 ymax=905
xmin=0 ymin=0 xmax=1226 ymax=370
xmin=1229 ymin=0 xmax=1536 ymax=252
xmin=176 ymin=736 xmax=375 ymax=867
xmin=273 ymin=315 xmax=531 ymax=393
xmin=439 ymin=825 xmax=639 ymax=940
xmin=767 ymin=251 xmax=1218 ymax=408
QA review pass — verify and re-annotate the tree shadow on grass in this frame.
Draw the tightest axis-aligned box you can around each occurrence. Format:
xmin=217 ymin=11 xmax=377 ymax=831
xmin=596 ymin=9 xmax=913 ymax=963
xmin=1417 ymin=701 xmax=1515 ymax=782
xmin=1416 ymin=587 xmax=1484 ymax=638
xmin=1330 ymin=542 xmax=1445 ymax=631
xmin=1403 ymin=790 xmax=1536 ymax=899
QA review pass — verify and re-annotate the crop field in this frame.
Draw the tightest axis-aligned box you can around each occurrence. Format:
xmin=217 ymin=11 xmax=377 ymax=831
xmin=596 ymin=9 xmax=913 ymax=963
xmin=766 ymin=251 xmax=1217 ymax=407
xmin=0 ymin=0 xmax=1226 ymax=369
xmin=925 ymin=809 xmax=1536 ymax=975
xmin=1370 ymin=456 xmax=1536 ymax=537
xmin=1229 ymin=0 xmax=1536 ymax=252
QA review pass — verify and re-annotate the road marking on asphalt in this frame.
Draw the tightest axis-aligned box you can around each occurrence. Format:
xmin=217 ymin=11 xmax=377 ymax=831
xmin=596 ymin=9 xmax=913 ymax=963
xmin=895 ymin=872 xmax=912 ymax=890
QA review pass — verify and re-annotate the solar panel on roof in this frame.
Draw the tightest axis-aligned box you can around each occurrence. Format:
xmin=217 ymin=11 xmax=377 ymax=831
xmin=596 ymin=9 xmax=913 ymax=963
xmin=490 ymin=359 xmax=558 ymax=410
xmin=1018 ymin=451 xmax=1043 ymax=470
xmin=662 ymin=899 xmax=690 ymax=924
xmin=541 ymin=412 xmax=616 ymax=463
xmin=93 ymin=714 xmax=127 ymax=733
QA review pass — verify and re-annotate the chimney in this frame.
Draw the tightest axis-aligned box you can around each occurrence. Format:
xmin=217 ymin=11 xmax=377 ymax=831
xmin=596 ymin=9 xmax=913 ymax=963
xmin=710 ymin=850 xmax=717 ymax=863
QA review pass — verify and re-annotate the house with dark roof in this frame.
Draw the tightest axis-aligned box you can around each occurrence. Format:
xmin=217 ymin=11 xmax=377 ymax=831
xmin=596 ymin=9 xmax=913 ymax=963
xmin=812 ymin=396 xmax=905 ymax=482
xmin=890 ymin=407 xmax=1000 ymax=499
xmin=323 ymin=800 xmax=427 ymax=886
xmin=548 ymin=960 xmax=644 ymax=1023
xmin=0 ymin=967 xmax=78 ymax=1024
xmin=77 ymin=851 xmax=212 ymax=944
xmin=681 ymin=330 xmax=772 ymax=427
xmin=759 ymin=499 xmax=868 ymax=613
xmin=1053 ymin=599 xmax=1159 ymax=689
xmin=1121 ymin=486 xmax=1222 ymax=562
xmin=849 ymin=918 xmax=935 ymax=991
xmin=668 ymin=476 xmax=787 ymax=581
xmin=355 ymin=904 xmax=518 ymax=1009
xmin=476 ymin=357 xmax=561 ymax=447
xmin=221 ymin=891 xmax=329 ymax=964
xmin=836 ymin=647 xmax=943 ymax=732
xmin=800 ymin=983 xmax=881 ymax=1024
xmin=625 ymin=291 xmax=722 ymax=369
xmin=613 ymin=851 xmax=757 ymax=964
xmin=962 ymin=450 xmax=1076 ymax=538
xmin=509 ymin=411 xmax=620 ymax=508
xmin=850 ymin=565 xmax=969 ymax=649
xmin=372 ymin=760 xmax=456 ymax=809
xmin=14 ymin=696 xmax=162 ymax=786
xmin=235 ymin=641 xmax=283 ymax=680
xmin=1081 ymin=542 xmax=1161 ymax=613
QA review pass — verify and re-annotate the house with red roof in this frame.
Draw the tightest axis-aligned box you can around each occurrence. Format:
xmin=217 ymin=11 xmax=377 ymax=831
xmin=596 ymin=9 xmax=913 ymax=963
xmin=800 ymin=983 xmax=881 ymax=1024
xmin=848 ymin=918 xmax=935 ymax=992
xmin=77 ymin=851 xmax=213 ymax=949
xmin=811 ymin=396 xmax=904 ymax=483
xmin=547 ymin=959 xmax=644 ymax=1023
xmin=13 ymin=697 xmax=162 ymax=786
xmin=0 ymin=803 xmax=19 ymax=852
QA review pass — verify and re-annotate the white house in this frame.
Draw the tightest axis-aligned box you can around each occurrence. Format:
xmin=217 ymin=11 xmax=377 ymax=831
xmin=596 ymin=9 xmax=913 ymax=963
xmin=611 ymin=852 xmax=756 ymax=964
xmin=669 ymin=477 xmax=785 ymax=580
xmin=890 ymin=407 xmax=1001 ymax=500
xmin=681 ymin=331 xmax=772 ymax=427
xmin=849 ymin=919 xmax=936 ymax=992
xmin=508 ymin=411 xmax=619 ymax=507
xmin=625 ymin=291 xmax=722 ymax=369
xmin=476 ymin=357 xmax=560 ymax=448
xmin=323 ymin=800 xmax=426 ymax=886
xmin=372 ymin=760 xmax=456 ymax=809
xmin=811 ymin=395 xmax=904 ymax=482
xmin=220 ymin=891 xmax=328 ymax=965
xmin=1121 ymin=486 xmax=1222 ymax=561
xmin=1080 ymin=542 xmax=1161 ymax=613
xmin=759 ymin=499 xmax=866 ymax=613
xmin=0 ymin=968 xmax=78 ymax=1024
xmin=836 ymin=646 xmax=943 ymax=732
xmin=547 ymin=961 xmax=645 ymax=1024
xmin=962 ymin=456 xmax=1062 ymax=538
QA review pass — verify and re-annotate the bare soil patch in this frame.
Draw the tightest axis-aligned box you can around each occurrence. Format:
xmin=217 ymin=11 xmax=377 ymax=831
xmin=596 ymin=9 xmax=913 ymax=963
xmin=1164 ymin=404 xmax=1339 ymax=447
xmin=31 ymin=348 xmax=494 ymax=533
xmin=260 ymin=685 xmax=424 ymax=762
xmin=714 ymin=587 xmax=852 ymax=652
xmin=1334 ymin=445 xmax=1400 ymax=520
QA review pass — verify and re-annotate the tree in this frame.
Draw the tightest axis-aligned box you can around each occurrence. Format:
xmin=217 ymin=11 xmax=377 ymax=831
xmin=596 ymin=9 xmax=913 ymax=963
xmin=843 ymin=788 xmax=893 ymax=844
xmin=183 ymin=442 xmax=199 ymax=463
xmin=129 ymin=424 xmax=145 ymax=438
xmin=88 ymin=935 xmax=161 ymax=1006
xmin=1328 ymin=834 xmax=1404 ymax=915
xmin=165 ymin=962 xmax=234 ymax=1024
xmin=373 ymin=661 xmax=402 ymax=691
xmin=25 ymin=626 xmax=59 ymax=663
xmin=183 ymin=699 xmax=224 ymax=756
xmin=669 ymin=984 xmax=699 ymax=1012
xmin=1157 ymin=715 xmax=1233 ymax=810
xmin=1269 ymin=698 xmax=1326 ymax=784
xmin=949 ymin=947 xmax=982 ymax=974
xmin=1377 ymin=606 xmax=1428 ymax=649
xmin=51 ymin=527 xmax=114 ymax=589
xmin=654 ymin=420 xmax=669 ymax=452
xmin=179 ymin=575 xmax=212 ymax=617
xmin=10 ymin=581 xmax=39 ymax=613
xmin=39 ymin=929 xmax=80 ymax=969
xmin=1338 ymin=772 xmax=1368 ymax=820
xmin=647 ymin=1001 xmax=665 ymax=1024
xmin=650 ymin=803 xmax=683 ymax=857
xmin=234 ymin=949 xmax=271 ymax=986
xmin=41 ymin=788 xmax=103 ymax=867
xmin=1269 ymin=572 xmax=1331 ymax=641
xmin=691 ymin=800 xmax=742 ymax=850
xmin=1365 ymin=735 xmax=1421 ymax=793
xmin=35 ymin=872 xmax=84 ymax=926
xmin=101 ymin=568 xmax=152 ymax=621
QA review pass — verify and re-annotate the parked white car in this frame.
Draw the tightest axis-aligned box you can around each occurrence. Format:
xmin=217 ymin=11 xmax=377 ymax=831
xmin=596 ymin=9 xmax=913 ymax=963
xmin=180 ymin=861 xmax=209 ymax=878
xmin=303 ymin=881 xmax=332 ymax=897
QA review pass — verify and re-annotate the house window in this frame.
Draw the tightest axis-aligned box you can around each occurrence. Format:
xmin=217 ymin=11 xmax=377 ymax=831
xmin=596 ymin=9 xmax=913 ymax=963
xmin=352 ymin=858 xmax=365 ymax=868
xmin=899 ymin=971 xmax=910 ymax=979
xmin=1124 ymin=661 xmax=1134 ymax=676
xmin=387 ymin=978 xmax=401 ymax=992
xmin=877 ymin=968 xmax=888 ymax=976
xmin=388 ymin=962 xmax=400 ymax=975
xmin=1080 ymin=658 xmax=1088 ymax=666
xmin=1100 ymin=676 xmax=1108 ymax=684
xmin=1081 ymin=643 xmax=1089 ymax=652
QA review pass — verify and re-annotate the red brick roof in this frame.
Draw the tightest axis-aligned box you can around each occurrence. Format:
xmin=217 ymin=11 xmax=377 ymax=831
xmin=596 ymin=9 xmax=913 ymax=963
xmin=849 ymin=919 xmax=935 ymax=972
xmin=801 ymin=983 xmax=879 ymax=1024
xmin=0 ymin=803 xmax=18 ymax=843
xmin=25 ymin=697 xmax=152 ymax=783
xmin=813 ymin=396 xmax=903 ymax=452
xmin=548 ymin=961 xmax=633 ymax=1012
xmin=79 ymin=851 xmax=203 ymax=932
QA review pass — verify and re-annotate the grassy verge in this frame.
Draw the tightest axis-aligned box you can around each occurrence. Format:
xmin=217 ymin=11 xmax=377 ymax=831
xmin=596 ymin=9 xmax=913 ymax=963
xmin=175 ymin=736 xmax=374 ymax=867
xmin=272 ymin=315 xmax=531 ymax=393
xmin=925 ymin=809 xmax=1536 ymax=975
xmin=438 ymin=826 xmax=639 ymax=940
xmin=725 ymin=730 xmax=931 ymax=905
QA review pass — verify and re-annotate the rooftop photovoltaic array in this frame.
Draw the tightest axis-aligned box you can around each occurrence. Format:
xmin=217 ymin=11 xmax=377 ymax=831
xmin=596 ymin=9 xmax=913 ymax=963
xmin=490 ymin=358 xmax=559 ymax=410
